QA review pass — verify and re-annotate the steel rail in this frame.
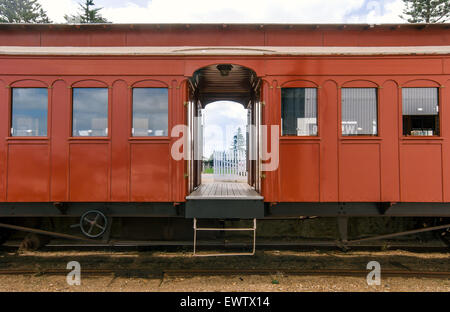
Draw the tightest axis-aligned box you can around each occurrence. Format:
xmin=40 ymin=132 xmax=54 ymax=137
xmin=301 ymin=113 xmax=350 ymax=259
xmin=0 ymin=222 xmax=104 ymax=244
xmin=0 ymin=268 xmax=448 ymax=279
xmin=347 ymin=223 xmax=450 ymax=244
xmin=162 ymin=269 xmax=450 ymax=279
xmin=2 ymin=240 xmax=448 ymax=249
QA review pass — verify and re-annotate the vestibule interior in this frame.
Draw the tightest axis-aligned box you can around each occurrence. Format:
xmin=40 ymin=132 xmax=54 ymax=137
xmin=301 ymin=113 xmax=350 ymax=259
xmin=187 ymin=64 xmax=262 ymax=196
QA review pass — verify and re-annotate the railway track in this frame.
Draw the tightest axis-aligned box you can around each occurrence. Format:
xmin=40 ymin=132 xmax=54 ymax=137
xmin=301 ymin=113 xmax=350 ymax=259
xmin=2 ymin=239 xmax=449 ymax=250
xmin=0 ymin=268 xmax=449 ymax=279
xmin=1 ymin=240 xmax=448 ymax=282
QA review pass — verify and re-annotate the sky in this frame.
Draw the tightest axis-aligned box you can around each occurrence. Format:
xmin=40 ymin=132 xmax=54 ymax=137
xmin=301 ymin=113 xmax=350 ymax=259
xmin=202 ymin=102 xmax=247 ymax=159
xmin=37 ymin=0 xmax=408 ymax=158
xmin=39 ymin=0 xmax=406 ymax=24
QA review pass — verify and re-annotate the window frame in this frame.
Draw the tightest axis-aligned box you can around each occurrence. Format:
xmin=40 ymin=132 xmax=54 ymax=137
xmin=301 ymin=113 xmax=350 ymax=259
xmin=128 ymin=80 xmax=171 ymax=141
xmin=401 ymin=86 xmax=441 ymax=138
xmin=131 ymin=86 xmax=170 ymax=138
xmin=70 ymin=86 xmax=110 ymax=139
xmin=340 ymin=87 xmax=379 ymax=138
xmin=280 ymin=86 xmax=319 ymax=138
xmin=9 ymin=85 xmax=50 ymax=139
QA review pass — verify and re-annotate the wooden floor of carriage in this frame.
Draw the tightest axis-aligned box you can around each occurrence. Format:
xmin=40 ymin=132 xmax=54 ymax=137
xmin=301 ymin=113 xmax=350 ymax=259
xmin=186 ymin=182 xmax=263 ymax=200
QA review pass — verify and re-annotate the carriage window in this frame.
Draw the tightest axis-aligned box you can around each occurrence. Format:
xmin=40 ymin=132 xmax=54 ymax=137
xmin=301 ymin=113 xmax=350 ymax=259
xmin=281 ymin=88 xmax=317 ymax=136
xmin=11 ymin=88 xmax=48 ymax=137
xmin=132 ymin=88 xmax=168 ymax=137
xmin=402 ymin=88 xmax=439 ymax=136
xmin=341 ymin=88 xmax=378 ymax=136
xmin=72 ymin=88 xmax=108 ymax=137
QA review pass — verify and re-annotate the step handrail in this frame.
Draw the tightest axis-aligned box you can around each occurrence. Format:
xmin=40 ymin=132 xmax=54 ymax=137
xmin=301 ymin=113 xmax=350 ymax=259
xmin=193 ymin=218 xmax=256 ymax=257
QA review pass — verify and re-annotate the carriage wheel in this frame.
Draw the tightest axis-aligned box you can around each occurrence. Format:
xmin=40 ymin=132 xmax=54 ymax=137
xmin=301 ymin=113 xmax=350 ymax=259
xmin=19 ymin=233 xmax=50 ymax=251
xmin=432 ymin=217 xmax=450 ymax=248
xmin=0 ymin=228 xmax=10 ymax=246
xmin=438 ymin=223 xmax=450 ymax=247
xmin=80 ymin=210 xmax=108 ymax=238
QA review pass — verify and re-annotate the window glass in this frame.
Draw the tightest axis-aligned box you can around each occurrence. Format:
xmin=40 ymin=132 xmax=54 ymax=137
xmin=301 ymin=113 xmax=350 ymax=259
xmin=132 ymin=88 xmax=168 ymax=137
xmin=11 ymin=88 xmax=48 ymax=136
xmin=72 ymin=88 xmax=108 ymax=137
xmin=341 ymin=88 xmax=378 ymax=136
xmin=281 ymin=88 xmax=317 ymax=136
xmin=402 ymin=88 xmax=439 ymax=136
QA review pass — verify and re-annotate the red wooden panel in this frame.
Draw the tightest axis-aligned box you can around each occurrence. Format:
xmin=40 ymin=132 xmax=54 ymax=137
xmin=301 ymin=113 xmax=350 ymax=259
xmin=444 ymin=60 xmax=450 ymax=75
xmin=110 ymin=80 xmax=130 ymax=201
xmin=69 ymin=143 xmax=109 ymax=201
xmin=126 ymin=28 xmax=265 ymax=46
xmin=130 ymin=143 xmax=170 ymax=202
xmin=323 ymin=30 xmax=361 ymax=46
xmin=323 ymin=29 xmax=450 ymax=47
xmin=339 ymin=143 xmax=381 ymax=202
xmin=0 ymin=59 xmax=185 ymax=76
xmin=7 ymin=144 xmax=50 ymax=201
xmin=400 ymin=144 xmax=443 ymax=202
xmin=260 ymin=80 xmax=280 ymax=202
xmin=90 ymin=31 xmax=127 ymax=47
xmin=281 ymin=80 xmax=318 ymax=88
xmin=279 ymin=143 xmax=319 ymax=202
xmin=72 ymin=79 xmax=108 ymax=88
xmin=265 ymin=29 xmax=323 ymax=46
xmin=10 ymin=79 xmax=48 ymax=88
xmin=260 ymin=81 xmax=274 ymax=202
xmin=41 ymin=30 xmax=91 ymax=46
xmin=176 ymin=80 xmax=188 ymax=202
xmin=2 ymin=26 xmax=450 ymax=48
xmin=50 ymin=80 xmax=69 ymax=201
xmin=0 ymin=80 xmax=7 ymax=201
xmin=379 ymin=80 xmax=400 ymax=201
xmin=357 ymin=29 xmax=450 ymax=47
xmin=265 ymin=58 xmax=443 ymax=76
xmin=320 ymin=81 xmax=339 ymax=201
xmin=0 ymin=30 xmax=40 ymax=46
xmin=341 ymin=80 xmax=378 ymax=88
xmin=402 ymin=79 xmax=441 ymax=88
xmin=442 ymin=81 xmax=450 ymax=201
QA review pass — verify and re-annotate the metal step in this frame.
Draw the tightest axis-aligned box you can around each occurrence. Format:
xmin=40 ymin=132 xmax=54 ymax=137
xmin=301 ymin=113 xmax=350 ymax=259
xmin=193 ymin=218 xmax=256 ymax=257
xmin=186 ymin=199 xmax=264 ymax=218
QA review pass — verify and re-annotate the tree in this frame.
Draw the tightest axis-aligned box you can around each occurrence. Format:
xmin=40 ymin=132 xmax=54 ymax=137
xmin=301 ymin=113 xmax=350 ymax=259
xmin=400 ymin=0 xmax=450 ymax=23
xmin=64 ymin=0 xmax=109 ymax=24
xmin=0 ymin=0 xmax=51 ymax=23
xmin=230 ymin=127 xmax=245 ymax=153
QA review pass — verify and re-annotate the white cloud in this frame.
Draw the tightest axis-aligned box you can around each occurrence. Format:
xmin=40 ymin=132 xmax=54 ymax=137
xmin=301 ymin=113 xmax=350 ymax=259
xmin=346 ymin=0 xmax=404 ymax=23
xmin=39 ymin=0 xmax=406 ymax=24
xmin=203 ymin=101 xmax=247 ymax=157
xmin=39 ymin=0 xmax=79 ymax=23
xmin=102 ymin=0 xmax=366 ymax=23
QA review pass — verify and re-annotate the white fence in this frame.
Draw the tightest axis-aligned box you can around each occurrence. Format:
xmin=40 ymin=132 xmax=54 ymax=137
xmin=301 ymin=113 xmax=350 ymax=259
xmin=213 ymin=150 xmax=247 ymax=182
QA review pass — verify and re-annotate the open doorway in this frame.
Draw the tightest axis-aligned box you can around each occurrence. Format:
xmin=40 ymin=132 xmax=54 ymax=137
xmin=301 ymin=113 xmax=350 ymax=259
xmin=202 ymin=101 xmax=248 ymax=184
xmin=186 ymin=64 xmax=262 ymax=198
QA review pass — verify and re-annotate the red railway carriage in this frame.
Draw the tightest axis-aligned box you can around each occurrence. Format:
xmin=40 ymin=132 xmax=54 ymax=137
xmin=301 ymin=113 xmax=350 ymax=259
xmin=0 ymin=23 xmax=449 ymax=249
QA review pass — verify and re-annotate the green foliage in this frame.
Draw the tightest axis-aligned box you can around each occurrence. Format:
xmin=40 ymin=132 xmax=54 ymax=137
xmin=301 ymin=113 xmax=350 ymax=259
xmin=230 ymin=127 xmax=245 ymax=152
xmin=400 ymin=0 xmax=450 ymax=23
xmin=64 ymin=0 xmax=109 ymax=24
xmin=203 ymin=167 xmax=214 ymax=174
xmin=0 ymin=0 xmax=51 ymax=23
